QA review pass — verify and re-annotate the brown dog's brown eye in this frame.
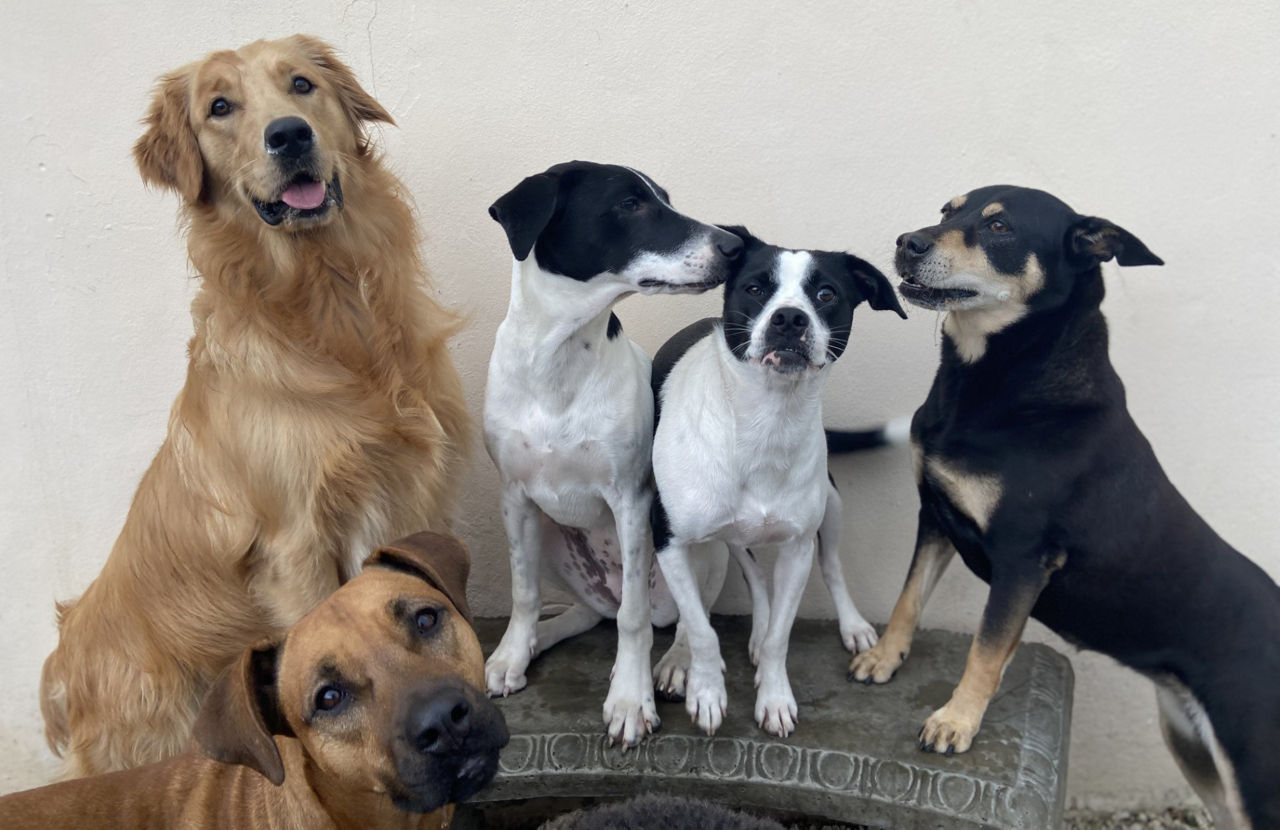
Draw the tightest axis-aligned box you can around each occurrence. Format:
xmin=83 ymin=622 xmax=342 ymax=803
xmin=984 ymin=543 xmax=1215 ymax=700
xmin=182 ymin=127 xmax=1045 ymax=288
xmin=209 ymin=98 xmax=232 ymax=117
xmin=315 ymin=686 xmax=344 ymax=712
xmin=415 ymin=609 xmax=439 ymax=635
xmin=988 ymin=219 xmax=1010 ymax=233
xmin=816 ymin=287 xmax=836 ymax=303
xmin=292 ymin=76 xmax=314 ymax=94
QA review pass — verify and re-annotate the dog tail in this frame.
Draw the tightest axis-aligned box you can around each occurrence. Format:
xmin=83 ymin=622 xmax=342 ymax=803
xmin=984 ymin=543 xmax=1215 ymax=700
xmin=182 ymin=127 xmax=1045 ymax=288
xmin=826 ymin=414 xmax=912 ymax=454
xmin=40 ymin=601 xmax=74 ymax=758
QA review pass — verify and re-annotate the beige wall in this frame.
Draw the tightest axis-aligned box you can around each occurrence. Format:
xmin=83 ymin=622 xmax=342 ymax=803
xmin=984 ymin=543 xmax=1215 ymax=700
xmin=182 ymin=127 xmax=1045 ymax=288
xmin=3 ymin=0 xmax=1277 ymax=810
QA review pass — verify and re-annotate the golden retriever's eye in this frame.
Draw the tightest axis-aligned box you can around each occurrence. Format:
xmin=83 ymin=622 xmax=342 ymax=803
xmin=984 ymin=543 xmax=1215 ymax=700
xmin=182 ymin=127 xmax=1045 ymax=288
xmin=292 ymin=76 xmax=314 ymax=95
xmin=988 ymin=219 xmax=1010 ymax=233
xmin=209 ymin=98 xmax=232 ymax=118
xmin=415 ymin=609 xmax=439 ymax=636
xmin=816 ymin=286 xmax=836 ymax=303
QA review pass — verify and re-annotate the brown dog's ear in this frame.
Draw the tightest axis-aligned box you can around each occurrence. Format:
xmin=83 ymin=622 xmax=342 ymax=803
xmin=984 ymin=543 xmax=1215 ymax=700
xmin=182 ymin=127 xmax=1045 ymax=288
xmin=192 ymin=640 xmax=294 ymax=786
xmin=133 ymin=68 xmax=204 ymax=203
xmin=1067 ymin=216 xmax=1164 ymax=268
xmin=291 ymin=34 xmax=393 ymax=150
xmin=364 ymin=532 xmax=473 ymax=623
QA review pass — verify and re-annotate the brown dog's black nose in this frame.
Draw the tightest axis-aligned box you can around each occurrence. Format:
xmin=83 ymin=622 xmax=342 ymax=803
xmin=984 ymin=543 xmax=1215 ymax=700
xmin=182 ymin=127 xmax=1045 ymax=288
xmin=411 ymin=691 xmax=472 ymax=755
xmin=897 ymin=233 xmax=934 ymax=258
xmin=770 ymin=307 xmax=809 ymax=334
xmin=264 ymin=117 xmax=314 ymax=159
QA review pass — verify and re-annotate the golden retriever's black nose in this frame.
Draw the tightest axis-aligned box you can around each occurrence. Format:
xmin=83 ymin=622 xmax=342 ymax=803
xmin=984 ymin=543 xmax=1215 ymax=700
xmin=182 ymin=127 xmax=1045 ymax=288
xmin=264 ymin=117 xmax=314 ymax=159
xmin=411 ymin=692 xmax=472 ymax=755
xmin=897 ymin=233 xmax=934 ymax=258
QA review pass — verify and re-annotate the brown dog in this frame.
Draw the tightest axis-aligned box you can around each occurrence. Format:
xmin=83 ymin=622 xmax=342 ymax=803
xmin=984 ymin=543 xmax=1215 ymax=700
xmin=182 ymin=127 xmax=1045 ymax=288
xmin=7 ymin=533 xmax=508 ymax=829
xmin=40 ymin=35 xmax=471 ymax=778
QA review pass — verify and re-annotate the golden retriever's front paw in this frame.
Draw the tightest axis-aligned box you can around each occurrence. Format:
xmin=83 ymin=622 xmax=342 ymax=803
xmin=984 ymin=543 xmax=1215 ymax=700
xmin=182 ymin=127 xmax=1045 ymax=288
xmin=918 ymin=702 xmax=981 ymax=755
xmin=847 ymin=638 xmax=906 ymax=684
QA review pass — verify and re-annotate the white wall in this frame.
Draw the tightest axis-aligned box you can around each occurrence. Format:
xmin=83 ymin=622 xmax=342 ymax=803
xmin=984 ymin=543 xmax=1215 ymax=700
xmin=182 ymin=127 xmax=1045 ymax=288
xmin=2 ymin=0 xmax=1277 ymax=810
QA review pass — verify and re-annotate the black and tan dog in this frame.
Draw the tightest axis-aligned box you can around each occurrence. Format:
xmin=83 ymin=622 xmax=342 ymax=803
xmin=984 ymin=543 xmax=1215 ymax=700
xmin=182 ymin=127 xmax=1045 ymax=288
xmin=842 ymin=186 xmax=1280 ymax=829
xmin=3 ymin=532 xmax=508 ymax=830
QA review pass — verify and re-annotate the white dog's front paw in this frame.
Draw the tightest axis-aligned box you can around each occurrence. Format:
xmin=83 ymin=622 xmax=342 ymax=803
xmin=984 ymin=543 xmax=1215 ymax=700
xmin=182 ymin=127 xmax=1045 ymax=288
xmin=603 ymin=669 xmax=660 ymax=748
xmin=485 ymin=637 xmax=535 ymax=697
xmin=755 ymin=682 xmax=799 ymax=738
xmin=841 ymin=615 xmax=879 ymax=654
xmin=653 ymin=641 xmax=692 ymax=699
xmin=684 ymin=668 xmax=727 ymax=736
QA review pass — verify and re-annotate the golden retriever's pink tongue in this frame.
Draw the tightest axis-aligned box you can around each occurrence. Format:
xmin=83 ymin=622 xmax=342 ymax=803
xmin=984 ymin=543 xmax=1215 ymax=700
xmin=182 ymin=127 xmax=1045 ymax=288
xmin=281 ymin=181 xmax=325 ymax=209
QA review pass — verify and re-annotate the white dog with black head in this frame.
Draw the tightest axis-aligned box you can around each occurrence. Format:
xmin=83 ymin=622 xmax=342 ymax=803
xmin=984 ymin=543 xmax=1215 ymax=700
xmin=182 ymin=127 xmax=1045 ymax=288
xmin=651 ymin=228 xmax=905 ymax=737
xmin=484 ymin=161 xmax=743 ymax=747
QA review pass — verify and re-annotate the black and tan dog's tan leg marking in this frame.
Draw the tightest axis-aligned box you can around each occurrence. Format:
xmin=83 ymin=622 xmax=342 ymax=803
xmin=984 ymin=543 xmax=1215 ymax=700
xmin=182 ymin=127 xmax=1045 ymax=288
xmin=848 ymin=516 xmax=955 ymax=683
xmin=919 ymin=551 xmax=1064 ymax=755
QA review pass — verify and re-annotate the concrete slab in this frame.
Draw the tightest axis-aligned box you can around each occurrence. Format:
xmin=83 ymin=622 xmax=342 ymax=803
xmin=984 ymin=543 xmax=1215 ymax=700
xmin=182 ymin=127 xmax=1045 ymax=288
xmin=458 ymin=617 xmax=1072 ymax=829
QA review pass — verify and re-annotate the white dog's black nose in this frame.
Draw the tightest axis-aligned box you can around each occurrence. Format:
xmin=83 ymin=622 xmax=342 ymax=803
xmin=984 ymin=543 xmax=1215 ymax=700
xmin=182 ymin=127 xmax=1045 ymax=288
xmin=897 ymin=233 xmax=934 ymax=258
xmin=770 ymin=307 xmax=809 ymax=335
xmin=264 ymin=117 xmax=315 ymax=158
xmin=715 ymin=232 xmax=744 ymax=261
xmin=411 ymin=692 xmax=472 ymax=755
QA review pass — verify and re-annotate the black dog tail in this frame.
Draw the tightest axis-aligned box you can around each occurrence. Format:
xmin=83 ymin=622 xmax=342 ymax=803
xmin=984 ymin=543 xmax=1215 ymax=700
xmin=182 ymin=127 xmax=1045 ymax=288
xmin=826 ymin=414 xmax=912 ymax=454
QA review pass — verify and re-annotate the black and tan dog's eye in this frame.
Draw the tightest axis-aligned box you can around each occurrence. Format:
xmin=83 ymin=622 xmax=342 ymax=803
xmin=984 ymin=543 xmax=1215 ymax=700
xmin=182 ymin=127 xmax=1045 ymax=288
xmin=292 ymin=76 xmax=314 ymax=94
xmin=988 ymin=219 xmax=1010 ymax=233
xmin=415 ymin=609 xmax=439 ymax=635
xmin=315 ymin=686 xmax=345 ymax=712
xmin=209 ymin=98 xmax=232 ymax=117
xmin=816 ymin=287 xmax=836 ymax=303
xmin=617 ymin=197 xmax=642 ymax=212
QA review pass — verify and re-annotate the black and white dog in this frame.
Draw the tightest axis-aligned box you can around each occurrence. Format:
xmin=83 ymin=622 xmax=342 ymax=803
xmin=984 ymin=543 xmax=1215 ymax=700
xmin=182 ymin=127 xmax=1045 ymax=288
xmin=484 ymin=161 xmax=742 ymax=747
xmin=651 ymin=228 xmax=905 ymax=736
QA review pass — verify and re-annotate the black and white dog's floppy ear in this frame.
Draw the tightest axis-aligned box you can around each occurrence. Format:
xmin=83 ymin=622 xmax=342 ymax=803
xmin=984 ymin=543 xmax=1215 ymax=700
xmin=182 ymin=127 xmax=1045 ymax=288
xmin=1067 ymin=216 xmax=1164 ymax=268
xmin=845 ymin=254 xmax=907 ymax=318
xmin=489 ymin=172 xmax=561 ymax=261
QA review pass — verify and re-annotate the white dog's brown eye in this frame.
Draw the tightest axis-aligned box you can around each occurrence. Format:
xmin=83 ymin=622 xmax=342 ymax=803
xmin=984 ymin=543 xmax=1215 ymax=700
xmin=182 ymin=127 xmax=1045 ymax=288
xmin=816 ymin=287 xmax=836 ymax=303
xmin=988 ymin=219 xmax=1010 ymax=233
xmin=745 ymin=284 xmax=762 ymax=296
xmin=209 ymin=98 xmax=232 ymax=117
xmin=315 ymin=686 xmax=344 ymax=712
xmin=415 ymin=609 xmax=439 ymax=635
xmin=292 ymin=76 xmax=314 ymax=94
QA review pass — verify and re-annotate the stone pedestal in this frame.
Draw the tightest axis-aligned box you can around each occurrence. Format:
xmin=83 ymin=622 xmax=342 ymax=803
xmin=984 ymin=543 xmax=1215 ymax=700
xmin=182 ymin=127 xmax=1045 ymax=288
xmin=458 ymin=617 xmax=1072 ymax=829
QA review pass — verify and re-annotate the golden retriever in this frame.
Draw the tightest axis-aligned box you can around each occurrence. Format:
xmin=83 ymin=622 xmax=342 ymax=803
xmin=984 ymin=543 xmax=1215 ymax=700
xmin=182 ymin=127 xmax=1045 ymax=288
xmin=40 ymin=34 xmax=471 ymax=778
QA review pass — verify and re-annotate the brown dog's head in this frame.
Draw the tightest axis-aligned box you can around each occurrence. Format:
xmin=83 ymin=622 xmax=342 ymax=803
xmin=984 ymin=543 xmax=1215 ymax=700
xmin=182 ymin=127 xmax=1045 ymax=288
xmin=133 ymin=34 xmax=392 ymax=230
xmin=193 ymin=532 xmax=508 ymax=815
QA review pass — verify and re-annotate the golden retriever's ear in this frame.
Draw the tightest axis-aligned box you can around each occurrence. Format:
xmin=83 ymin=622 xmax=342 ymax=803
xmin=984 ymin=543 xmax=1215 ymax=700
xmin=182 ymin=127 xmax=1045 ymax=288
xmin=133 ymin=69 xmax=204 ymax=203
xmin=292 ymin=35 xmax=393 ymax=139
xmin=364 ymin=532 xmax=472 ymax=623
xmin=193 ymin=640 xmax=294 ymax=786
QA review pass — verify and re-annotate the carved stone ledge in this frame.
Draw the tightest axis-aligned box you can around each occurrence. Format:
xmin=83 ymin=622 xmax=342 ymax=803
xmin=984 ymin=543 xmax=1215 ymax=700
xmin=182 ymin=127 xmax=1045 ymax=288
xmin=460 ymin=617 xmax=1072 ymax=829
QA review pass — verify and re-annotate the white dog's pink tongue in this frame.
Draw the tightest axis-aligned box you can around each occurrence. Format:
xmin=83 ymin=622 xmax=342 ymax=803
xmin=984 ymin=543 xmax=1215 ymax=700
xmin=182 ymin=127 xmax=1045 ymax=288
xmin=280 ymin=180 xmax=325 ymax=210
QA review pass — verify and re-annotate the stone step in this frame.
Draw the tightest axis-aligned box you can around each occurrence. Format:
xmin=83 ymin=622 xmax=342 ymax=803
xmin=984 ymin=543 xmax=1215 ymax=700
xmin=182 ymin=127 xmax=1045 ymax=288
xmin=458 ymin=616 xmax=1072 ymax=829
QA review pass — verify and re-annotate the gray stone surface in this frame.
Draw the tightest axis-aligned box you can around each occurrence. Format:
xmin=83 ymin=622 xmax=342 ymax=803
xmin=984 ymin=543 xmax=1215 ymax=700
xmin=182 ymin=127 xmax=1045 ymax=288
xmin=458 ymin=617 xmax=1073 ymax=829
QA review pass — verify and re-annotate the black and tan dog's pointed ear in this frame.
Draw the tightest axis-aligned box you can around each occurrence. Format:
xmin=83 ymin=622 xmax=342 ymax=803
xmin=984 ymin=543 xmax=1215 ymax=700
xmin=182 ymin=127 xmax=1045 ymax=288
xmin=193 ymin=640 xmax=293 ymax=786
xmin=292 ymin=34 xmax=393 ymax=151
xmin=133 ymin=68 xmax=204 ymax=203
xmin=365 ymin=532 xmax=473 ymax=623
xmin=845 ymin=254 xmax=908 ymax=318
xmin=1067 ymin=216 xmax=1164 ymax=268
xmin=489 ymin=172 xmax=561 ymax=261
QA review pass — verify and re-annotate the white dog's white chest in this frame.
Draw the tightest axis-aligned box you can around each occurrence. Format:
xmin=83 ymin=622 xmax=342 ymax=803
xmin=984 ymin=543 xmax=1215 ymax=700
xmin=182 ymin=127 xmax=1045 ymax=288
xmin=493 ymin=428 xmax=616 ymax=528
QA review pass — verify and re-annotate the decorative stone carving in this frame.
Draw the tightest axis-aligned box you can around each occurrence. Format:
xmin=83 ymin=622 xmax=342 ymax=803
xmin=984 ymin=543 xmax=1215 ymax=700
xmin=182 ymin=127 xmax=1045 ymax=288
xmin=460 ymin=617 xmax=1072 ymax=829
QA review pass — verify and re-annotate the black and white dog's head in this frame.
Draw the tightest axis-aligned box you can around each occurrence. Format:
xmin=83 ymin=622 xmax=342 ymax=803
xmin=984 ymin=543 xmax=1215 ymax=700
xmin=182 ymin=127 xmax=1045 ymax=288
xmin=719 ymin=227 xmax=906 ymax=375
xmin=488 ymin=161 xmax=743 ymax=293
